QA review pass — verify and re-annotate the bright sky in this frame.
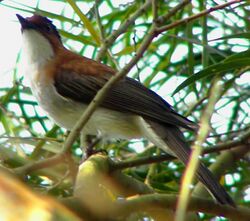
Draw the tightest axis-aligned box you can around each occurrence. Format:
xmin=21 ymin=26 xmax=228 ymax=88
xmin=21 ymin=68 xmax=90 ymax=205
xmin=0 ymin=7 xmax=21 ymax=88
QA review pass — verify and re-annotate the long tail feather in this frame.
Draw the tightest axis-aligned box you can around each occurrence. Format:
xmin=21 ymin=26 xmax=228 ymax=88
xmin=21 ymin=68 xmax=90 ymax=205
xmin=144 ymin=119 xmax=235 ymax=207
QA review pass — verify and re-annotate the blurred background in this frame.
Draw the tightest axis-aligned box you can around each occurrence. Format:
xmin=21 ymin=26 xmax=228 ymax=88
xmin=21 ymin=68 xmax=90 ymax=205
xmin=0 ymin=1 xmax=249 ymax=220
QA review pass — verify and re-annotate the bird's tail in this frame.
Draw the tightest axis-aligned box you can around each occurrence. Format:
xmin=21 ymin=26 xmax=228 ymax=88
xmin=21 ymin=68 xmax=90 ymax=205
xmin=142 ymin=119 xmax=235 ymax=207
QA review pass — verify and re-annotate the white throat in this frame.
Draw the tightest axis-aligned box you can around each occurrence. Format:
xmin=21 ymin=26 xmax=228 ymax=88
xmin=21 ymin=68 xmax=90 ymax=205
xmin=21 ymin=29 xmax=54 ymax=67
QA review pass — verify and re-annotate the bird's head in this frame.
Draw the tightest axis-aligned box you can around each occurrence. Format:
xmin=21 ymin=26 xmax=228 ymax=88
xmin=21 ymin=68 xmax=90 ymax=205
xmin=17 ymin=14 xmax=62 ymax=46
xmin=17 ymin=14 xmax=63 ymax=64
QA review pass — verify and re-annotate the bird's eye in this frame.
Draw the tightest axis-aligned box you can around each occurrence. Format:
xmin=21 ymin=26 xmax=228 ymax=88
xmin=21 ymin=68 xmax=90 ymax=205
xmin=45 ymin=25 xmax=52 ymax=32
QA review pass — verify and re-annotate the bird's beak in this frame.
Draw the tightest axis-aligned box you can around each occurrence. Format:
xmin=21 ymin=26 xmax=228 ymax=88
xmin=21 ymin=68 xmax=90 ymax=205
xmin=16 ymin=14 xmax=33 ymax=31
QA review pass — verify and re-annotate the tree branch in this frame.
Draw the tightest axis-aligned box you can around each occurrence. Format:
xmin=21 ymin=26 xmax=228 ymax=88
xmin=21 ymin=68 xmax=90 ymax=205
xmin=112 ymin=128 xmax=250 ymax=171
xmin=156 ymin=0 xmax=191 ymax=25
xmin=193 ymin=144 xmax=250 ymax=197
xmin=113 ymin=194 xmax=250 ymax=220
xmin=96 ymin=0 xmax=152 ymax=61
xmin=156 ymin=0 xmax=242 ymax=34
xmin=62 ymin=194 xmax=250 ymax=220
xmin=16 ymin=126 xmax=249 ymax=176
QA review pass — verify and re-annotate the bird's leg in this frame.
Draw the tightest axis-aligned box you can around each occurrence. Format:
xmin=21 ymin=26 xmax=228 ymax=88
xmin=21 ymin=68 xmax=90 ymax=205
xmin=85 ymin=135 xmax=102 ymax=158
xmin=80 ymin=133 xmax=105 ymax=161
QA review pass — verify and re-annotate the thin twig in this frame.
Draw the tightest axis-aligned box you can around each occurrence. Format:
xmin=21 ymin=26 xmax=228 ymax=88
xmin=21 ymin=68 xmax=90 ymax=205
xmin=193 ymin=145 xmax=250 ymax=197
xmin=14 ymin=153 xmax=66 ymax=175
xmin=15 ymin=118 xmax=250 ymax=175
xmin=152 ymin=0 xmax=158 ymax=23
xmin=94 ymin=0 xmax=105 ymax=40
xmin=156 ymin=0 xmax=191 ymax=25
xmin=31 ymin=125 xmax=59 ymax=159
xmin=206 ymin=128 xmax=250 ymax=153
xmin=94 ymin=0 xmax=120 ymax=69
xmin=96 ymin=0 xmax=152 ymax=60
xmin=176 ymin=78 xmax=222 ymax=221
xmin=112 ymin=128 xmax=250 ymax=171
xmin=156 ymin=0 xmax=242 ymax=33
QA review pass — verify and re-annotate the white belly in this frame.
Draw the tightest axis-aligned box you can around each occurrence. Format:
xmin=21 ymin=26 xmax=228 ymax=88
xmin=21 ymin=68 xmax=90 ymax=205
xmin=29 ymin=71 xmax=142 ymax=140
xmin=28 ymin=72 xmax=174 ymax=154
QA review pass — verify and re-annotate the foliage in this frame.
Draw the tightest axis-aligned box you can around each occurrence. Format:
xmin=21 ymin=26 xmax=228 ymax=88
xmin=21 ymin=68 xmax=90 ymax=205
xmin=0 ymin=0 xmax=249 ymax=220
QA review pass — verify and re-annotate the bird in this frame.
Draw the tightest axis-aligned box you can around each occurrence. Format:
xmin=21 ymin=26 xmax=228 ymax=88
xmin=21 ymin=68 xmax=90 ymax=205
xmin=16 ymin=14 xmax=235 ymax=207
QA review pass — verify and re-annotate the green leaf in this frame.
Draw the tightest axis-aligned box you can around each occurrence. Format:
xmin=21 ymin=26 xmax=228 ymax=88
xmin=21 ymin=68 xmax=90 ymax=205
xmin=60 ymin=30 xmax=97 ymax=46
xmin=2 ymin=2 xmax=79 ymax=25
xmin=173 ymin=56 xmax=250 ymax=95
xmin=210 ymin=32 xmax=250 ymax=41
xmin=224 ymin=49 xmax=250 ymax=62
xmin=66 ymin=0 xmax=101 ymax=46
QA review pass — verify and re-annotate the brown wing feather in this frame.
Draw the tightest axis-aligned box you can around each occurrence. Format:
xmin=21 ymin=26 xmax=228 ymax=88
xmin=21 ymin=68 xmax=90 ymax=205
xmin=54 ymin=65 xmax=197 ymax=131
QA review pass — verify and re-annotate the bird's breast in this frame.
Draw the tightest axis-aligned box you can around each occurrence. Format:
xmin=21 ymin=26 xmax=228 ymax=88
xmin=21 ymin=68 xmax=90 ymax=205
xmin=26 ymin=68 xmax=142 ymax=140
